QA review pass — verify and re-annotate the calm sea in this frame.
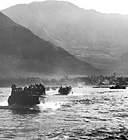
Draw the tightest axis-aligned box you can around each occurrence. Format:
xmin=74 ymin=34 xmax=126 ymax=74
xmin=0 ymin=87 xmax=128 ymax=140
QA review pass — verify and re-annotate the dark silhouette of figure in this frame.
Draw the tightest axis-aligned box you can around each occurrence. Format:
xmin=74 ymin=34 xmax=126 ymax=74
xmin=39 ymin=83 xmax=46 ymax=95
xmin=11 ymin=84 xmax=16 ymax=95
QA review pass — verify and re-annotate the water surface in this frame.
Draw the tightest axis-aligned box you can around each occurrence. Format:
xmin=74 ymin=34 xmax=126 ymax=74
xmin=0 ymin=87 xmax=128 ymax=140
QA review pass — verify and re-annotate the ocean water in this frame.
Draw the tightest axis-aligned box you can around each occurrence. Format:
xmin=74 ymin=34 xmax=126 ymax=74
xmin=0 ymin=87 xmax=128 ymax=140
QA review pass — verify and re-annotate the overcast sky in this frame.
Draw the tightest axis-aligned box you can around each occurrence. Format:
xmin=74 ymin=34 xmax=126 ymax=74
xmin=0 ymin=0 xmax=128 ymax=15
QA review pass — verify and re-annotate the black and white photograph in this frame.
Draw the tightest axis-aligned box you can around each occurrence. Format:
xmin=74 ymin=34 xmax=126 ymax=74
xmin=0 ymin=0 xmax=128 ymax=139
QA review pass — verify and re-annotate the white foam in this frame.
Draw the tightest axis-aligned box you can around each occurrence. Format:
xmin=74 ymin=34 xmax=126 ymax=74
xmin=0 ymin=100 xmax=8 ymax=106
xmin=38 ymin=101 xmax=66 ymax=111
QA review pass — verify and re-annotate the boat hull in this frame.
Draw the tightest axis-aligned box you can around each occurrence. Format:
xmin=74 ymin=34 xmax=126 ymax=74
xmin=58 ymin=86 xmax=72 ymax=95
xmin=8 ymin=94 xmax=40 ymax=106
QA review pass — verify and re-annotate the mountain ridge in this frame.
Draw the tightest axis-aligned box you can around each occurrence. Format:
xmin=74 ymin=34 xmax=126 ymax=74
xmin=3 ymin=1 xmax=128 ymax=75
xmin=0 ymin=12 xmax=101 ymax=78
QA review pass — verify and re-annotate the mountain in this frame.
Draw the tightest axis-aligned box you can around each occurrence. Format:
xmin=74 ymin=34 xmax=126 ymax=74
xmin=0 ymin=12 xmax=100 ymax=78
xmin=2 ymin=1 xmax=128 ymax=75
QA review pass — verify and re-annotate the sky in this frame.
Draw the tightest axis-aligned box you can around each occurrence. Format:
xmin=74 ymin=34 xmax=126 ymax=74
xmin=0 ymin=0 xmax=128 ymax=15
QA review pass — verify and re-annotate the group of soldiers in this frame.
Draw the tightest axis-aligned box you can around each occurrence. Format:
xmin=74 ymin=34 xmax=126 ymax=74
xmin=11 ymin=83 xmax=46 ymax=96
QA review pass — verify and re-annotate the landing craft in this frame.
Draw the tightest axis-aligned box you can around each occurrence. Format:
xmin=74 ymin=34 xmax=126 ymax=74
xmin=110 ymin=84 xmax=126 ymax=89
xmin=7 ymin=84 xmax=47 ymax=110
xmin=58 ymin=86 xmax=72 ymax=95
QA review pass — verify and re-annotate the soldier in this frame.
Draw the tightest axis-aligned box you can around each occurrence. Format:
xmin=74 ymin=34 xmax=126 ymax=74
xmin=39 ymin=83 xmax=46 ymax=95
xmin=11 ymin=84 xmax=16 ymax=95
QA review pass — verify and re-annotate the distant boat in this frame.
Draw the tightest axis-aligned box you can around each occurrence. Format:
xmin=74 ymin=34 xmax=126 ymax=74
xmin=58 ymin=86 xmax=72 ymax=95
xmin=93 ymin=85 xmax=110 ymax=88
xmin=51 ymin=86 xmax=58 ymax=90
xmin=45 ymin=86 xmax=50 ymax=91
xmin=110 ymin=84 xmax=126 ymax=89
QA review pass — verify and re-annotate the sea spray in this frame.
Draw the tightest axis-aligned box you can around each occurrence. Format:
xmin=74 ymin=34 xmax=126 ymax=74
xmin=0 ymin=100 xmax=8 ymax=106
xmin=38 ymin=101 xmax=68 ymax=111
